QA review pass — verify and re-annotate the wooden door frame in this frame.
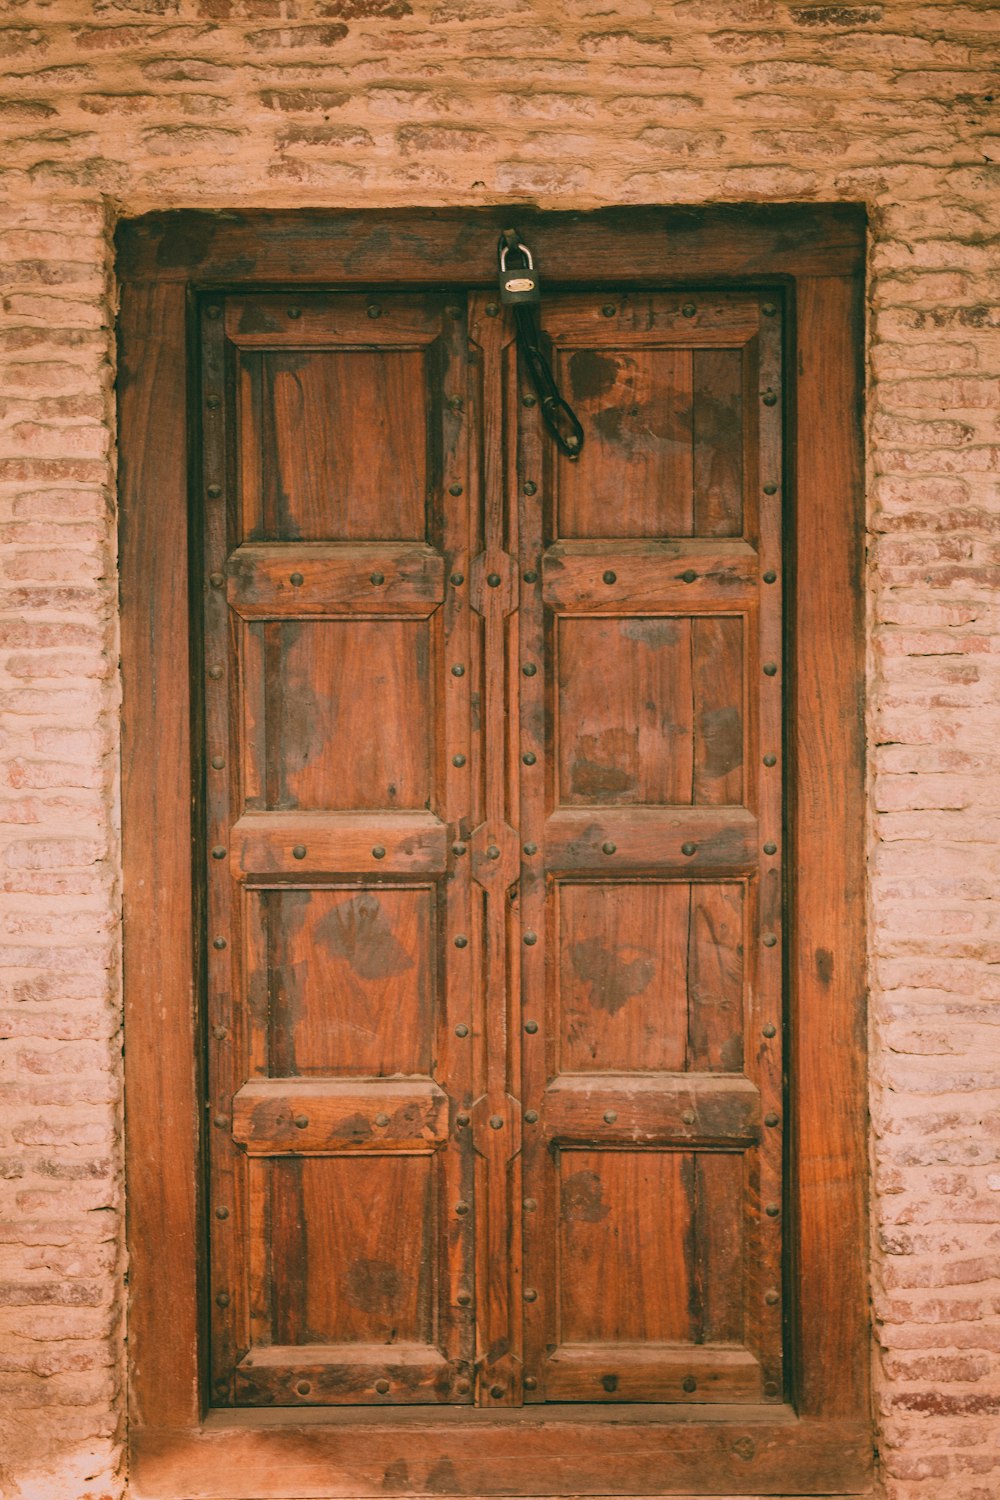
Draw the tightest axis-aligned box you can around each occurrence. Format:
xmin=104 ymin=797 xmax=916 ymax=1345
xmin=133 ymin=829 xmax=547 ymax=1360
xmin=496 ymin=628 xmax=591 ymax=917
xmin=118 ymin=205 xmax=872 ymax=1498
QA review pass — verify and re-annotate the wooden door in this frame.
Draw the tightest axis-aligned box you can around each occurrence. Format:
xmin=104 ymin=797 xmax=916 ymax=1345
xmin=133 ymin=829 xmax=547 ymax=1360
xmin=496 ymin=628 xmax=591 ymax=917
xmin=201 ymin=283 xmax=783 ymax=1410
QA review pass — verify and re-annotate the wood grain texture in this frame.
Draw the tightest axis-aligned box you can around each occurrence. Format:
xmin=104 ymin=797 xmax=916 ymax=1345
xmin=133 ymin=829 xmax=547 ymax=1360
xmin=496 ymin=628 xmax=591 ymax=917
xmin=790 ymin=275 xmax=868 ymax=1420
xmin=119 ymin=278 xmax=201 ymax=1428
xmin=130 ymin=1413 xmax=874 ymax=1497
xmin=227 ymin=543 xmax=444 ymax=618
xmin=116 ymin=204 xmax=866 ymax=285
xmin=232 ymin=1077 xmax=448 ymax=1152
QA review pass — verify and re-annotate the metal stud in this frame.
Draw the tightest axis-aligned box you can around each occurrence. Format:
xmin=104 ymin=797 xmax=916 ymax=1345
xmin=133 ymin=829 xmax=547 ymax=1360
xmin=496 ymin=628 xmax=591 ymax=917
xmin=456 ymin=1377 xmax=472 ymax=1394
xmin=455 ymin=1200 xmax=470 ymax=1215
xmin=447 ymin=305 xmax=462 ymax=320
xmin=451 ymin=664 xmax=465 ymax=677
xmin=765 ymin=1112 xmax=780 ymax=1127
xmin=602 ymin=841 xmax=616 ymax=855
xmin=601 ymin=304 xmax=616 ymax=317
xmin=457 ymin=1291 xmax=472 ymax=1306
xmin=454 ymin=934 xmax=468 ymax=948
xmin=294 ymin=1114 xmax=309 ymax=1129
xmin=765 ymin=1203 xmax=780 ymax=1217
xmin=762 ymin=302 xmax=777 ymax=317
xmin=452 ymin=842 xmax=467 ymax=857
xmin=287 ymin=307 xmax=301 ymax=319
xmin=763 ymin=662 xmax=778 ymax=676
xmin=524 ymin=1376 xmax=537 ymax=1390
xmin=206 ymin=395 xmax=221 ymax=410
xmin=682 ymin=302 xmax=696 ymax=318
xmin=522 ymin=662 xmax=537 ymax=677
xmin=367 ymin=303 xmax=382 ymax=319
xmin=523 ymin=842 xmax=537 ymax=856
xmin=524 ymin=1288 xmax=538 ymax=1302
xmin=765 ymin=1289 xmax=780 ymax=1305
xmin=449 ymin=483 xmax=463 ymax=496
xmin=211 ymin=846 xmax=226 ymax=860
xmin=764 ymin=1380 xmax=780 ymax=1397
xmin=289 ymin=571 xmax=303 ymax=586
xmin=213 ymin=1113 xmax=227 ymax=1129
xmin=681 ymin=1110 xmax=695 ymax=1126
xmin=523 ymin=570 xmax=538 ymax=584
xmin=292 ymin=844 xmax=306 ymax=860
xmin=523 ymin=481 xmax=537 ymax=496
xmin=208 ymin=665 xmax=223 ymax=680
xmin=297 ymin=1379 xmax=312 ymax=1395
xmin=206 ymin=306 xmax=221 ymax=320
xmin=762 ymin=1022 xmax=777 ymax=1039
xmin=522 ymin=394 xmax=536 ymax=408
xmin=375 ymin=1379 xmax=390 ymax=1394
xmin=763 ymin=932 xmax=778 ymax=947
xmin=456 ymin=1112 xmax=470 ymax=1127
xmin=215 ymin=1205 xmax=229 ymax=1220
xmin=682 ymin=842 xmax=697 ymax=856
xmin=490 ymin=1385 xmax=505 ymax=1399
xmin=455 ymin=1023 xmax=469 ymax=1037
xmin=523 ymin=931 xmax=537 ymax=946
xmin=213 ymin=936 xmax=227 ymax=950
xmin=215 ymin=1290 xmax=230 ymax=1307
xmin=487 ymin=572 xmax=501 ymax=587
xmin=603 ymin=1110 xmax=617 ymax=1124
xmin=523 ymin=1197 xmax=537 ymax=1211
xmin=682 ymin=1376 xmax=697 ymax=1393
xmin=487 ymin=845 xmax=500 ymax=860
xmin=602 ymin=570 xmax=617 ymax=585
xmin=523 ymin=751 xmax=537 ymax=765
xmin=207 ymin=483 xmax=222 ymax=498
xmin=375 ymin=1113 xmax=390 ymax=1127
xmin=763 ymin=754 xmax=777 ymax=767
xmin=489 ymin=1115 xmax=503 ymax=1129
xmin=764 ymin=841 xmax=777 ymax=855
xmin=762 ymin=389 xmax=778 ymax=406
xmin=212 ymin=1025 xmax=227 ymax=1041
xmin=370 ymin=571 xmax=385 ymax=586
xmin=450 ymin=572 xmax=464 ymax=586
xmin=763 ymin=482 xmax=778 ymax=495
xmin=681 ymin=569 xmax=698 ymax=583
xmin=486 ymin=303 xmax=499 ymax=317
xmin=524 ymin=1107 xmax=538 ymax=1120
xmin=209 ymin=572 xmax=224 ymax=588
xmin=524 ymin=1021 xmax=538 ymax=1035
xmin=453 ymin=754 xmax=466 ymax=767
xmin=211 ymin=755 xmax=225 ymax=769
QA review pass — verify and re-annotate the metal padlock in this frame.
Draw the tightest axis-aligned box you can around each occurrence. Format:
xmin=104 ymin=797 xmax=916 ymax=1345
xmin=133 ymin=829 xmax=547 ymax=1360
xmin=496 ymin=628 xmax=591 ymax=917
xmin=499 ymin=239 xmax=541 ymax=305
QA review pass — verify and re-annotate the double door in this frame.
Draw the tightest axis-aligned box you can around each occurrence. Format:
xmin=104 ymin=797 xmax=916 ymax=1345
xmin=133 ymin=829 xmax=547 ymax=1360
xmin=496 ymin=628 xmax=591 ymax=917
xmin=200 ymin=284 xmax=784 ymax=1410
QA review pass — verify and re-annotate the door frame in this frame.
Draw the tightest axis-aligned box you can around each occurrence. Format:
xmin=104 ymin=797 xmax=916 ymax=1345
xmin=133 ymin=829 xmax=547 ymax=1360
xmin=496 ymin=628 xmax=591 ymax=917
xmin=118 ymin=205 xmax=872 ymax=1498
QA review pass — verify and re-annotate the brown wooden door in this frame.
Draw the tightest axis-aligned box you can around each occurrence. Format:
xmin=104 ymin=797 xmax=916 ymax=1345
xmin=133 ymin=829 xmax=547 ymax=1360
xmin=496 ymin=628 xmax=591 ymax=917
xmin=201 ymin=283 xmax=784 ymax=1411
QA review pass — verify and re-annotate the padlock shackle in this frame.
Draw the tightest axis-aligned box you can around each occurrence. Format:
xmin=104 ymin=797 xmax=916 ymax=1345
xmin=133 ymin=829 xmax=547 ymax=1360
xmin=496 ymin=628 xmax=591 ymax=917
xmin=499 ymin=239 xmax=533 ymax=274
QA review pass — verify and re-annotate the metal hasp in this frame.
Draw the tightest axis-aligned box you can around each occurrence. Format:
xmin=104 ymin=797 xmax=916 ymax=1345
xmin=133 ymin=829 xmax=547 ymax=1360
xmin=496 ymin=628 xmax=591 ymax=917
xmin=497 ymin=228 xmax=584 ymax=458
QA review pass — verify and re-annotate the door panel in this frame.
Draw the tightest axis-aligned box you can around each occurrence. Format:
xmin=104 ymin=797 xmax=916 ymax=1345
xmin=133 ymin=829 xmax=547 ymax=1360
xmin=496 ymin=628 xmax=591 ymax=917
xmin=203 ymin=291 xmax=474 ymax=1407
xmin=518 ymin=290 xmax=783 ymax=1407
xmin=202 ymin=284 xmax=783 ymax=1411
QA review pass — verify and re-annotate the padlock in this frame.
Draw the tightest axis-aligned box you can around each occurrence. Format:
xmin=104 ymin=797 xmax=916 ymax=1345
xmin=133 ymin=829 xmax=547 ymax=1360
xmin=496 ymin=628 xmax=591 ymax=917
xmin=499 ymin=239 xmax=541 ymax=305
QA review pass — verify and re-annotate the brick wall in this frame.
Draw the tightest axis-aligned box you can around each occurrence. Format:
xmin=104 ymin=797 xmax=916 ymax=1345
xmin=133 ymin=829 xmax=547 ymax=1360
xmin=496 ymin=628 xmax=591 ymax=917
xmin=0 ymin=3 xmax=997 ymax=1497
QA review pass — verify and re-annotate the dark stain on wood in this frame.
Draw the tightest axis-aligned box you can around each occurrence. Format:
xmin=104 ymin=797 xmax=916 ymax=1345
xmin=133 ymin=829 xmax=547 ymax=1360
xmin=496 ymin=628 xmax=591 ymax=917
xmin=698 ymin=705 xmax=743 ymax=779
xmin=315 ymin=893 xmax=414 ymax=980
xmin=567 ymin=349 xmax=619 ymax=401
xmin=569 ymin=935 xmax=655 ymax=1017
xmin=344 ymin=1257 xmax=403 ymax=1313
xmin=816 ymin=946 xmax=835 ymax=984
xmin=618 ymin=617 xmax=681 ymax=649
xmin=561 ymin=1170 xmax=609 ymax=1224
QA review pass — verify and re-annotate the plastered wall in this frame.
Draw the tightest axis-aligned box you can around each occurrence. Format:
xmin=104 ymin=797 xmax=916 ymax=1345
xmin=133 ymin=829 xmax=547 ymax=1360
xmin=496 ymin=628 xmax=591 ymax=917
xmin=0 ymin=3 xmax=998 ymax=1497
